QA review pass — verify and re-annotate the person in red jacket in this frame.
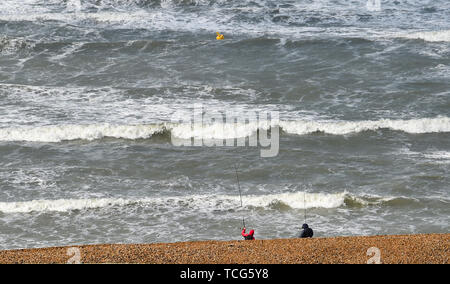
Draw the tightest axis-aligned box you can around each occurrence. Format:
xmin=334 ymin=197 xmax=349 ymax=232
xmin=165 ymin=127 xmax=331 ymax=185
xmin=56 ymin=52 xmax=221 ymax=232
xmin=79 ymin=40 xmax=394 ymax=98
xmin=241 ymin=228 xmax=255 ymax=240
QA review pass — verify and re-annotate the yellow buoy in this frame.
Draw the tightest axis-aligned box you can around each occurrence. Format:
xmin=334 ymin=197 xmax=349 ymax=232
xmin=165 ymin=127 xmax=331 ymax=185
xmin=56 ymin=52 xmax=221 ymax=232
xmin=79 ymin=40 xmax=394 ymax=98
xmin=216 ymin=32 xmax=224 ymax=40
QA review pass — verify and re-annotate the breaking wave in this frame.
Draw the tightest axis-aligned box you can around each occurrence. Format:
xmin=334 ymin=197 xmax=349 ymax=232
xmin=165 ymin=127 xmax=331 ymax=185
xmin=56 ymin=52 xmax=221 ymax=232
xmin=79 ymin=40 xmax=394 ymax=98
xmin=0 ymin=197 xmax=135 ymax=214
xmin=0 ymin=117 xmax=449 ymax=142
xmin=278 ymin=116 xmax=450 ymax=136
xmin=0 ymin=191 xmax=419 ymax=214
xmin=0 ymin=124 xmax=169 ymax=143
xmin=397 ymin=30 xmax=450 ymax=42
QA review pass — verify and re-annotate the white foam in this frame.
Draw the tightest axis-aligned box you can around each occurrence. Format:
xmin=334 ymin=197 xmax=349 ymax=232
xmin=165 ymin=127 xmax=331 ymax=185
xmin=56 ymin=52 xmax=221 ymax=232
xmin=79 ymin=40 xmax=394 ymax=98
xmin=0 ymin=192 xmax=346 ymax=213
xmin=171 ymin=121 xmax=265 ymax=140
xmin=1 ymin=83 xmax=295 ymax=129
xmin=242 ymin=191 xmax=347 ymax=209
xmin=425 ymin=151 xmax=450 ymax=159
xmin=279 ymin=117 xmax=450 ymax=135
xmin=0 ymin=0 xmax=448 ymax=43
xmin=397 ymin=30 xmax=450 ymax=42
xmin=0 ymin=191 xmax=348 ymax=214
xmin=423 ymin=151 xmax=450 ymax=164
xmin=0 ymin=198 xmax=134 ymax=213
xmin=0 ymin=1 xmax=409 ymax=40
xmin=0 ymin=124 xmax=168 ymax=142
xmin=1 ymin=117 xmax=449 ymax=142
xmin=66 ymin=0 xmax=82 ymax=12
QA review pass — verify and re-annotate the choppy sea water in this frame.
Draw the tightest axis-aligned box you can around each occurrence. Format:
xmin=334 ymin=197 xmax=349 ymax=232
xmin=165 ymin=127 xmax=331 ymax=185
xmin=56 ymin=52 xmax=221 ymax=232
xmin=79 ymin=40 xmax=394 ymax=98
xmin=0 ymin=0 xmax=449 ymax=250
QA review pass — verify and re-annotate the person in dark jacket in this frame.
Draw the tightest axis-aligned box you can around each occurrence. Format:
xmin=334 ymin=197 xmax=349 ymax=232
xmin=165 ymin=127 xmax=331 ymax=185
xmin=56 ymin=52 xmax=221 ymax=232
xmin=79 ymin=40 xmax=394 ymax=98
xmin=241 ymin=228 xmax=255 ymax=240
xmin=299 ymin=223 xmax=313 ymax=238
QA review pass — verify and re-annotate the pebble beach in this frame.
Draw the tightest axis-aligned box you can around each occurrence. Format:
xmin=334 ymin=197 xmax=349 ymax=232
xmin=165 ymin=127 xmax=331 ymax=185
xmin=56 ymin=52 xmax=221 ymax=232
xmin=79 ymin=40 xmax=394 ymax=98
xmin=0 ymin=234 xmax=448 ymax=264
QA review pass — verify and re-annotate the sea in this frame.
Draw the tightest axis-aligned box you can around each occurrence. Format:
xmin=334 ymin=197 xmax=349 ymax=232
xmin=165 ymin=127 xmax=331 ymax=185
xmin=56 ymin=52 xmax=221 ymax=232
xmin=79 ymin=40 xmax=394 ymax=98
xmin=0 ymin=0 xmax=449 ymax=250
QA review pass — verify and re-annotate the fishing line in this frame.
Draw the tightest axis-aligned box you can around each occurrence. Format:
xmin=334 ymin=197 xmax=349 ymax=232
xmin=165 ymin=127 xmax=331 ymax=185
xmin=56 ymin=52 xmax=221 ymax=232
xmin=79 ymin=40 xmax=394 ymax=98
xmin=304 ymin=191 xmax=307 ymax=224
xmin=234 ymin=164 xmax=245 ymax=228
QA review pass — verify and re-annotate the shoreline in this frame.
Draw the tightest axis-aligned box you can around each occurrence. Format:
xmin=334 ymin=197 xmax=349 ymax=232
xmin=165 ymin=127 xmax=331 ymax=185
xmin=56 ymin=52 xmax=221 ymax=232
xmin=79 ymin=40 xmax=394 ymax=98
xmin=0 ymin=233 xmax=448 ymax=264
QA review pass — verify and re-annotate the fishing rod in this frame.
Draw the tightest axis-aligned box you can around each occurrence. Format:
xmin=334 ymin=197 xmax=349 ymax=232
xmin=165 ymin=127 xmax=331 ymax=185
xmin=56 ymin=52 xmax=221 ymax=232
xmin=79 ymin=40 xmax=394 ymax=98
xmin=234 ymin=164 xmax=245 ymax=229
xmin=304 ymin=191 xmax=307 ymax=224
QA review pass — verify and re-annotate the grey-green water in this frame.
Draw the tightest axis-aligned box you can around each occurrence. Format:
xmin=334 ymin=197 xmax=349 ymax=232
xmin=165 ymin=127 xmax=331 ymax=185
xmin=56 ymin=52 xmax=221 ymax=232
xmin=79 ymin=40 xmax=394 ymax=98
xmin=0 ymin=0 xmax=449 ymax=250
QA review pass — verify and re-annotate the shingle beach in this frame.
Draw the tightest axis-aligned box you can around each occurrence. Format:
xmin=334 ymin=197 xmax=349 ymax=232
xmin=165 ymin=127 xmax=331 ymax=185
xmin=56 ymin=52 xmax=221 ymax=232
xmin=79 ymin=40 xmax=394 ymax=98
xmin=0 ymin=234 xmax=448 ymax=264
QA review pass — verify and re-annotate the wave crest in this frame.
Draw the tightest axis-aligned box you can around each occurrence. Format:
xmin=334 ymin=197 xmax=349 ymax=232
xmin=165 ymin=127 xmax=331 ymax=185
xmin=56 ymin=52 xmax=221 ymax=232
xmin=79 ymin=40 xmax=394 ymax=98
xmin=0 ymin=117 xmax=448 ymax=143
xmin=398 ymin=30 xmax=450 ymax=42
xmin=0 ymin=192 xmax=427 ymax=214
xmin=0 ymin=124 xmax=169 ymax=142
xmin=278 ymin=116 xmax=450 ymax=136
